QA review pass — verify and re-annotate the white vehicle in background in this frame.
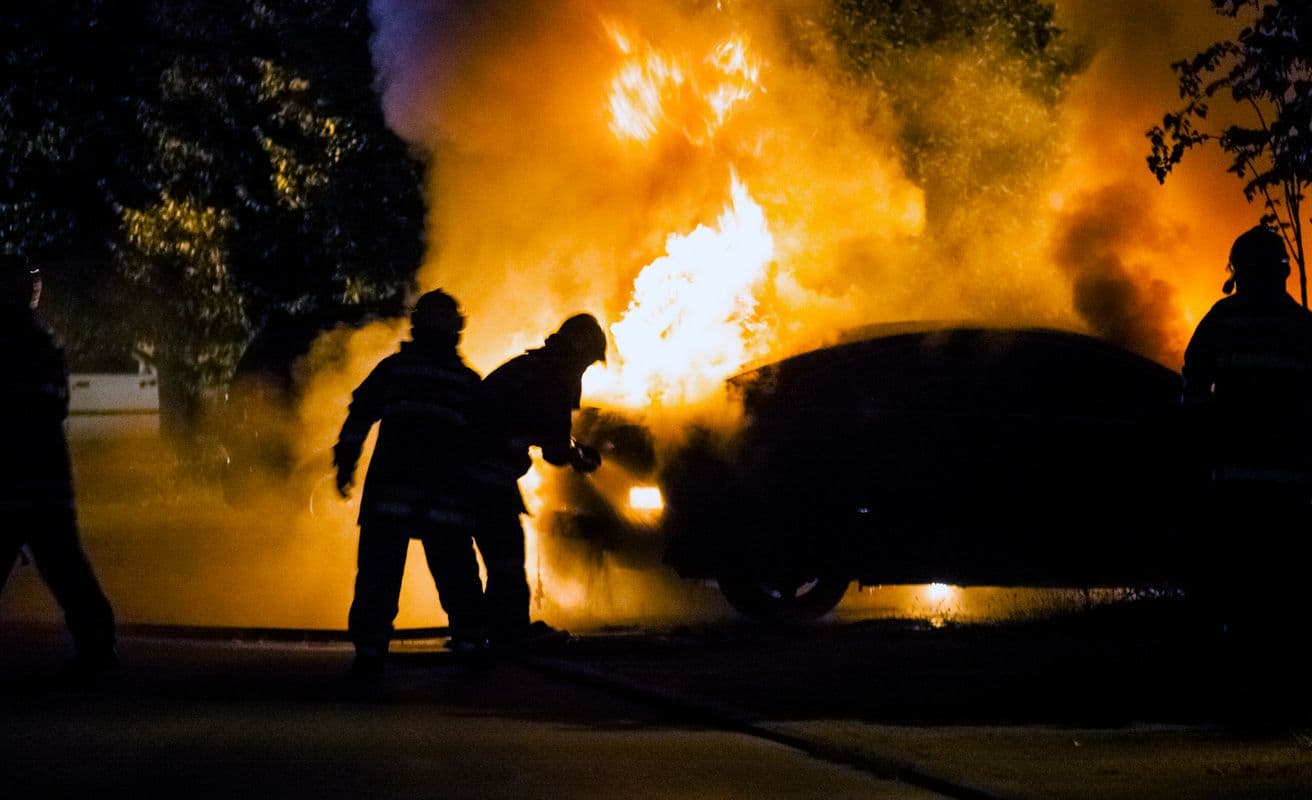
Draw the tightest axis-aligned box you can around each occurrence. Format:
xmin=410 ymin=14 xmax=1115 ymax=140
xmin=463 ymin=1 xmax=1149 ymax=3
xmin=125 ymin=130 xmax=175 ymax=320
xmin=67 ymin=362 xmax=160 ymax=439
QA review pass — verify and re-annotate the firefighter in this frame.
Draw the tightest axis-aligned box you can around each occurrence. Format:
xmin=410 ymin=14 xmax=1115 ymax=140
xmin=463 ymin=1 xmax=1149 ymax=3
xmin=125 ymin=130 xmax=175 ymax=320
xmin=1181 ymin=225 xmax=1312 ymax=630
xmin=0 ymin=264 xmax=117 ymax=677
xmin=471 ymin=313 xmax=605 ymax=645
xmin=333 ymin=289 xmax=485 ymax=677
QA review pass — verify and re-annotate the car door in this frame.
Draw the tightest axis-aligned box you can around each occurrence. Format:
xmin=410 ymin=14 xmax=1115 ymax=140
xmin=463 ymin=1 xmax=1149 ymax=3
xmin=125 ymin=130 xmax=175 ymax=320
xmin=974 ymin=332 xmax=1184 ymax=585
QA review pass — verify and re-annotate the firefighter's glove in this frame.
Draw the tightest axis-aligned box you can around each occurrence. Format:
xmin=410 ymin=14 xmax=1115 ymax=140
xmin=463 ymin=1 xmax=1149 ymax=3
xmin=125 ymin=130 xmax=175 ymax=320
xmin=332 ymin=447 xmax=354 ymax=498
xmin=333 ymin=438 xmax=361 ymax=498
xmin=335 ymin=468 xmax=354 ymax=499
xmin=569 ymin=441 xmax=602 ymax=474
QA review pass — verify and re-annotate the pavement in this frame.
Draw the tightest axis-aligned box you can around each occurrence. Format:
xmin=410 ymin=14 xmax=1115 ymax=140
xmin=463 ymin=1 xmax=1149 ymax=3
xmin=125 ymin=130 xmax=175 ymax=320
xmin=521 ymin=633 xmax=1312 ymax=800
xmin=0 ymin=624 xmax=934 ymax=800
xmin=3 ymin=622 xmax=1312 ymax=799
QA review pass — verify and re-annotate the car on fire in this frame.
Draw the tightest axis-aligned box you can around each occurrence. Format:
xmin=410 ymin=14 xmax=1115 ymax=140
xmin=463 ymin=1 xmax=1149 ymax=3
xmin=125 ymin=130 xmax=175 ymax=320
xmin=542 ymin=323 xmax=1190 ymax=622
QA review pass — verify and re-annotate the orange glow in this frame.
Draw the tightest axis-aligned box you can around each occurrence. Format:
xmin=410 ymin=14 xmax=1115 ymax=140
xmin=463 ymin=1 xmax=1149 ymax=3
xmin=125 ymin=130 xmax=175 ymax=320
xmin=21 ymin=3 xmax=1283 ymax=639
xmin=354 ymin=2 xmax=1268 ymax=627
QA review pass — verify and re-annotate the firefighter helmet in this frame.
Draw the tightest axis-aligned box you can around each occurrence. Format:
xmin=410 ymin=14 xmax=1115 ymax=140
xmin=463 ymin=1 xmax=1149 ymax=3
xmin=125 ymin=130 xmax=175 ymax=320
xmin=552 ymin=313 xmax=607 ymax=364
xmin=1225 ymin=226 xmax=1289 ymax=294
xmin=410 ymin=289 xmax=464 ymax=334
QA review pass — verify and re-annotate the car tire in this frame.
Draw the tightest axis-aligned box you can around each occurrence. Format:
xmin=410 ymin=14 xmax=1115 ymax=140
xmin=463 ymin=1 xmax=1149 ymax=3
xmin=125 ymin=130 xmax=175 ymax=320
xmin=717 ymin=570 xmax=851 ymax=623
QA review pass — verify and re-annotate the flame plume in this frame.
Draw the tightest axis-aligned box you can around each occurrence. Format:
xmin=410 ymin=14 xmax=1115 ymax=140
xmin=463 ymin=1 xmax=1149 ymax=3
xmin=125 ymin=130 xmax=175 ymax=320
xmin=605 ymin=20 xmax=761 ymax=146
xmin=586 ymin=172 xmax=774 ymax=408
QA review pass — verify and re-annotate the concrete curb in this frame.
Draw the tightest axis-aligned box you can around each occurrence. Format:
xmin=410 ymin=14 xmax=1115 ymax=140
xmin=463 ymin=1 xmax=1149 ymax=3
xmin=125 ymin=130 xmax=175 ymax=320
xmin=115 ymin=623 xmax=448 ymax=643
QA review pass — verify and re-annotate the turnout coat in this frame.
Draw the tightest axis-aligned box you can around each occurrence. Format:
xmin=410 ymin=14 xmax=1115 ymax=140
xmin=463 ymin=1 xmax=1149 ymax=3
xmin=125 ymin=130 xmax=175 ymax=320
xmin=334 ymin=338 xmax=481 ymax=529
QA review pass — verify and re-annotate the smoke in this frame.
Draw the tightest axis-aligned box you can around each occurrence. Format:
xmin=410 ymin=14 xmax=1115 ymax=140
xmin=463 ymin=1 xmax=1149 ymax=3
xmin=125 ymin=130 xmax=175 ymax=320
xmin=15 ymin=1 xmax=1273 ymax=632
xmin=8 ymin=2 xmax=1281 ymax=633
xmin=368 ymin=0 xmax=936 ymax=372
xmin=365 ymin=0 xmax=1270 ymax=369
xmin=1052 ymin=182 xmax=1187 ymax=366
xmin=304 ymin=0 xmax=1280 ymax=626
xmin=1049 ymin=0 xmax=1267 ymax=345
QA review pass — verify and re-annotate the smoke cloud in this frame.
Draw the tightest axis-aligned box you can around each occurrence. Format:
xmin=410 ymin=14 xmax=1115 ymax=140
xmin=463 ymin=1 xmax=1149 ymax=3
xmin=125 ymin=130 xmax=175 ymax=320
xmin=1052 ymin=182 xmax=1188 ymax=366
xmin=23 ymin=1 xmax=1279 ymax=632
xmin=340 ymin=0 xmax=1288 ymax=624
xmin=365 ymin=0 xmax=1274 ymax=372
xmin=1049 ymin=0 xmax=1266 ymax=356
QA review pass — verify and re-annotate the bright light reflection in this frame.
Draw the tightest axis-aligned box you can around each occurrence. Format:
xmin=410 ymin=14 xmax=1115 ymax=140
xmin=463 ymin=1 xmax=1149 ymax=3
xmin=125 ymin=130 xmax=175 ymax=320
xmin=628 ymin=485 xmax=664 ymax=511
xmin=925 ymin=582 xmax=955 ymax=602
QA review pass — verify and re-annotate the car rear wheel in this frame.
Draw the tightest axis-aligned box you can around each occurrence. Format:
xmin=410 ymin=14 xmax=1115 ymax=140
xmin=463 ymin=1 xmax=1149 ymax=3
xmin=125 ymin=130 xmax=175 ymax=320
xmin=717 ymin=569 xmax=851 ymax=623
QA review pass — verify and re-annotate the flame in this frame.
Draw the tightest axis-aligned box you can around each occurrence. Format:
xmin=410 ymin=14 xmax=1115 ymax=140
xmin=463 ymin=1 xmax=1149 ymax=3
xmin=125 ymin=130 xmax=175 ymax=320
xmin=703 ymin=37 xmax=760 ymax=132
xmin=605 ymin=21 xmax=761 ymax=145
xmin=585 ymin=172 xmax=774 ymax=408
xmin=598 ymin=22 xmax=775 ymax=410
xmin=605 ymin=24 xmax=684 ymax=143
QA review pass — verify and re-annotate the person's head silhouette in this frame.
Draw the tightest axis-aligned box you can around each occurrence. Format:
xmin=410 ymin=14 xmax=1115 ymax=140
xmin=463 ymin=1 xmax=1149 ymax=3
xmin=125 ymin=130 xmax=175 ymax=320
xmin=546 ymin=313 xmax=607 ymax=367
xmin=1225 ymin=226 xmax=1289 ymax=297
xmin=409 ymin=288 xmax=465 ymax=346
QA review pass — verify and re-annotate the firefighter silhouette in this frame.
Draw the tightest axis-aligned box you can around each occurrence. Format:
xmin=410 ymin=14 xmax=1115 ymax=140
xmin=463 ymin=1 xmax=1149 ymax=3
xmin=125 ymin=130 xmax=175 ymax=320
xmin=470 ymin=313 xmax=605 ymax=644
xmin=334 ymin=289 xmax=484 ymax=676
xmin=0 ymin=265 xmax=117 ymax=677
xmin=1181 ymin=225 xmax=1312 ymax=628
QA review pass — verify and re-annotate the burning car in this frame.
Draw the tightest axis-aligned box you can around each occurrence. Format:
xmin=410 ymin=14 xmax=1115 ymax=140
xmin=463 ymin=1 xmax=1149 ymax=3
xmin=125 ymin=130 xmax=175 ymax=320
xmin=538 ymin=408 xmax=669 ymax=573
xmin=549 ymin=323 xmax=1190 ymax=622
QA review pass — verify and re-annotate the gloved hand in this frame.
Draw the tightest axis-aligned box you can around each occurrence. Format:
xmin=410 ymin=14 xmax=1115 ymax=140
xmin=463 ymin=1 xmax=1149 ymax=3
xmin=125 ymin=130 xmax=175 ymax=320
xmin=335 ymin=467 xmax=354 ymax=498
xmin=569 ymin=441 xmax=602 ymax=474
xmin=332 ymin=442 xmax=357 ymax=498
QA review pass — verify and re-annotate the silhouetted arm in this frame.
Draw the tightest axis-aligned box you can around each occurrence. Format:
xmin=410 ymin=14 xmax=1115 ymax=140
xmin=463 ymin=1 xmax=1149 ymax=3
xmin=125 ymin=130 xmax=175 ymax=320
xmin=538 ymin=379 xmax=600 ymax=472
xmin=4 ymin=322 xmax=69 ymax=422
xmin=1181 ymin=319 xmax=1217 ymax=410
xmin=537 ymin=375 xmax=579 ymax=467
xmin=333 ymin=362 xmax=388 ymax=495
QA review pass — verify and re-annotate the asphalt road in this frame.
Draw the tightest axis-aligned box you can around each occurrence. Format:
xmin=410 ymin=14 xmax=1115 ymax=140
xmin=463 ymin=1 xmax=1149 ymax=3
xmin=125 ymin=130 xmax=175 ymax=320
xmin=5 ymin=604 xmax=1312 ymax=799
xmin=0 ymin=627 xmax=939 ymax=800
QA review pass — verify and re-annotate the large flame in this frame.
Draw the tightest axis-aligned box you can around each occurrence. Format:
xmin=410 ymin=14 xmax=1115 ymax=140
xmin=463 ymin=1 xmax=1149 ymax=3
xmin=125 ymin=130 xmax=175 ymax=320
xmin=605 ymin=20 xmax=761 ymax=146
xmin=585 ymin=172 xmax=774 ymax=408
xmin=354 ymin=0 xmax=1259 ymax=628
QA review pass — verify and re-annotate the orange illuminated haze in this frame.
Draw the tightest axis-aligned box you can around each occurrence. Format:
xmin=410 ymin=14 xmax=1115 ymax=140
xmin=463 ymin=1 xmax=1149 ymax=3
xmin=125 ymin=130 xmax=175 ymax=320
xmin=297 ymin=0 xmax=1282 ymax=624
xmin=366 ymin=0 xmax=1267 ymax=392
xmin=5 ymin=2 xmax=1271 ymax=635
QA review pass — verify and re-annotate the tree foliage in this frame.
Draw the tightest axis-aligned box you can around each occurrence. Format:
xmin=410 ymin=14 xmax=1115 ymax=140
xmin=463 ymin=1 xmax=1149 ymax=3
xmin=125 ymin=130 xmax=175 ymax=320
xmin=1147 ymin=0 xmax=1311 ymax=305
xmin=829 ymin=0 xmax=1076 ymax=104
xmin=1 ymin=2 xmax=160 ymax=368
xmin=826 ymin=0 xmax=1084 ymax=257
xmin=1 ymin=1 xmax=426 ymax=429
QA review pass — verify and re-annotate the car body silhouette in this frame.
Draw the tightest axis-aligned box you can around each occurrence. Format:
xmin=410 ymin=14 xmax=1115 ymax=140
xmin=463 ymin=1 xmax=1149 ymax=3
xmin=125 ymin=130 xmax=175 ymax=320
xmin=544 ymin=323 xmax=1189 ymax=622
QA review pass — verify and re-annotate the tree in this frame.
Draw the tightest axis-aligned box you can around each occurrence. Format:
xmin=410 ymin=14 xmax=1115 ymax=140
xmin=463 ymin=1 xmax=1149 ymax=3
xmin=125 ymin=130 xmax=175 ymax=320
xmin=1147 ymin=0 xmax=1311 ymax=306
xmin=1 ymin=2 xmax=160 ymax=367
xmin=824 ymin=0 xmax=1084 ymax=298
xmin=2 ymin=1 xmax=427 ymax=439
xmin=118 ymin=0 xmax=426 ymax=436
